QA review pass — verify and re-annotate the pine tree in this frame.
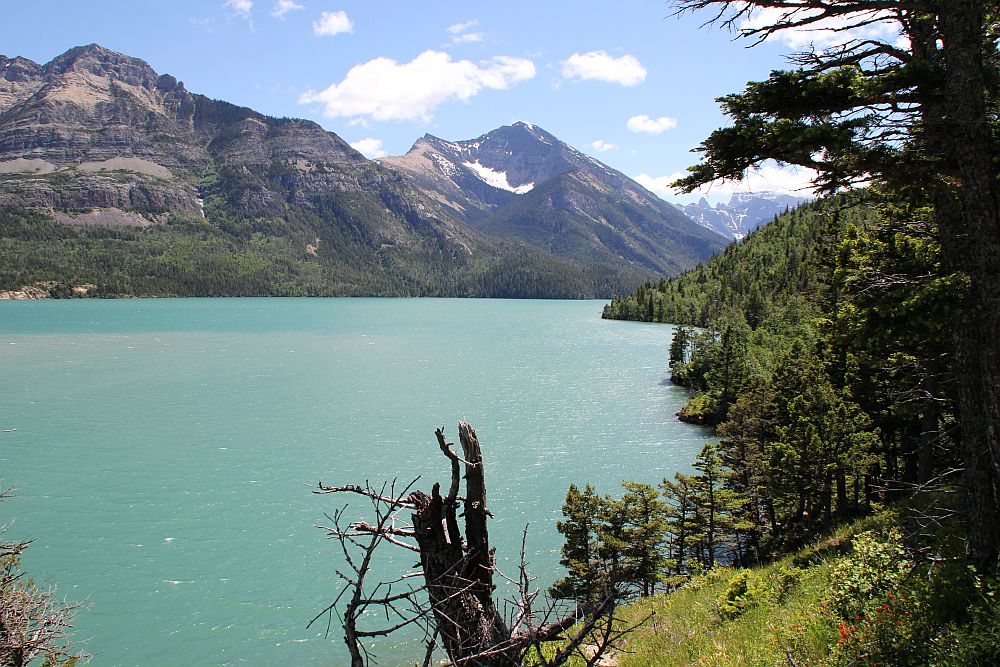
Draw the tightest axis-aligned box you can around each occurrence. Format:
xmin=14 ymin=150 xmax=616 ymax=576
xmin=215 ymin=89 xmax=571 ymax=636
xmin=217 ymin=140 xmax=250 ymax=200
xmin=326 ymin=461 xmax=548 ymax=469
xmin=717 ymin=382 xmax=776 ymax=563
xmin=671 ymin=0 xmax=1000 ymax=567
xmin=619 ymin=482 xmax=669 ymax=597
xmin=550 ymin=484 xmax=604 ymax=603
xmin=661 ymin=472 xmax=700 ymax=581
xmin=691 ymin=443 xmax=744 ymax=568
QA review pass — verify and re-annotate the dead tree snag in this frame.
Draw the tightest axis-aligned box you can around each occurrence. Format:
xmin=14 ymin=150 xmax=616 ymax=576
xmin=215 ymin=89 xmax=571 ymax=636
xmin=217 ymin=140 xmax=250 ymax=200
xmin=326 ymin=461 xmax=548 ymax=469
xmin=314 ymin=422 xmax=644 ymax=666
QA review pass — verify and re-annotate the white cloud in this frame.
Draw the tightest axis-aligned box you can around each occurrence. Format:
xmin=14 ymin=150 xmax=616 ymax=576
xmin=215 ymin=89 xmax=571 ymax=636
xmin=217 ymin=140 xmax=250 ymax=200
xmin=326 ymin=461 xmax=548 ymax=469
xmin=313 ymin=10 xmax=352 ymax=36
xmin=271 ymin=0 xmax=303 ymax=19
xmin=635 ymin=163 xmax=819 ymax=203
xmin=350 ymin=138 xmax=387 ymax=159
xmin=447 ymin=19 xmax=484 ymax=44
xmin=626 ymin=115 xmax=678 ymax=134
xmin=742 ymin=8 xmax=902 ymax=50
xmin=561 ymin=51 xmax=646 ymax=86
xmin=225 ymin=0 xmax=253 ymax=18
xmin=447 ymin=20 xmax=478 ymax=35
xmin=300 ymin=50 xmax=536 ymax=122
xmin=453 ymin=32 xmax=485 ymax=44
xmin=591 ymin=140 xmax=617 ymax=152
xmin=634 ymin=173 xmax=689 ymax=199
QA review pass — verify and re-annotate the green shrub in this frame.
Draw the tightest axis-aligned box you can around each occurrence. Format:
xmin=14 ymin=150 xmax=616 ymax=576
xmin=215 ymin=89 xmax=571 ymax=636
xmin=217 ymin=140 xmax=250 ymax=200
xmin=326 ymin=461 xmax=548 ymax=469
xmin=772 ymin=564 xmax=804 ymax=603
xmin=717 ymin=569 xmax=765 ymax=620
xmin=827 ymin=529 xmax=911 ymax=620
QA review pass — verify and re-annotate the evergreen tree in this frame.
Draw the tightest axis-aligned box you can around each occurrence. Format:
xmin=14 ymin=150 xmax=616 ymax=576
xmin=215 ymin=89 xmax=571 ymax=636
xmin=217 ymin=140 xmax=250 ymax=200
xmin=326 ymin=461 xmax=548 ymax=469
xmin=717 ymin=382 xmax=776 ymax=563
xmin=691 ymin=443 xmax=744 ymax=569
xmin=669 ymin=325 xmax=691 ymax=369
xmin=619 ymin=482 xmax=669 ymax=597
xmin=550 ymin=484 xmax=604 ymax=603
xmin=660 ymin=472 xmax=700 ymax=581
xmin=671 ymin=0 xmax=1000 ymax=568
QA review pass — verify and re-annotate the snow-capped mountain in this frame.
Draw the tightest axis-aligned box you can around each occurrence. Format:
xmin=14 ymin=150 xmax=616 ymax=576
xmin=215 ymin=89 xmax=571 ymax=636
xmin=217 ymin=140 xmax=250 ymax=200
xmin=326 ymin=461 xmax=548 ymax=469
xmin=676 ymin=192 xmax=811 ymax=240
xmin=381 ymin=122 xmax=725 ymax=277
xmin=0 ymin=43 xmax=727 ymax=298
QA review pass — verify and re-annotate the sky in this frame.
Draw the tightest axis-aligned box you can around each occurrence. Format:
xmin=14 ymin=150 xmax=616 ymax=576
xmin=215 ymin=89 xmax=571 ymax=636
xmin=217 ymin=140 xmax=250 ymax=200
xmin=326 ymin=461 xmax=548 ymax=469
xmin=0 ymin=1 xmax=896 ymax=204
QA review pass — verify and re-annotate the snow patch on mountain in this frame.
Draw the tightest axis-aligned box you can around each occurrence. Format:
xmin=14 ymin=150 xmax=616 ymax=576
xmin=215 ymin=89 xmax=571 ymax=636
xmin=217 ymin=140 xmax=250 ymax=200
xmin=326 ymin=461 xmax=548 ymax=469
xmin=430 ymin=153 xmax=459 ymax=177
xmin=462 ymin=161 xmax=534 ymax=194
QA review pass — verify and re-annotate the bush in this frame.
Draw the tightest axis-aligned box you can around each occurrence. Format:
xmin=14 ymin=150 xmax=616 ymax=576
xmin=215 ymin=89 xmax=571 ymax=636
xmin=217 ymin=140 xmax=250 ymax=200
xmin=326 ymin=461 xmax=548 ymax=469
xmin=717 ymin=569 xmax=765 ymax=620
xmin=772 ymin=564 xmax=804 ymax=603
xmin=827 ymin=529 xmax=911 ymax=620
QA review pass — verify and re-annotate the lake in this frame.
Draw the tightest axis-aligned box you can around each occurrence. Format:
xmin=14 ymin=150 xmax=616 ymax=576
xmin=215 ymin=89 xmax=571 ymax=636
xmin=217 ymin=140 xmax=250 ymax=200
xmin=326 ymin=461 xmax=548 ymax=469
xmin=0 ymin=298 xmax=713 ymax=665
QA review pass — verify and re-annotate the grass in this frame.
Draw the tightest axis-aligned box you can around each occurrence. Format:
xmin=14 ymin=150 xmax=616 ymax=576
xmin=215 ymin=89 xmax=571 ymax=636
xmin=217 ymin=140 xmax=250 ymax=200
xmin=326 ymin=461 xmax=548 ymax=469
xmin=604 ymin=507 xmax=1000 ymax=667
xmin=616 ymin=556 xmax=838 ymax=666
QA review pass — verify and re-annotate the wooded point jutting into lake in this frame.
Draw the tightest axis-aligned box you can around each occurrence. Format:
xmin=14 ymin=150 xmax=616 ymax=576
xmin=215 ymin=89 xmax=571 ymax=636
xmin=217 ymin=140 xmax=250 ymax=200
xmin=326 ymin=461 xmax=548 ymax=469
xmin=1 ymin=1 xmax=999 ymax=665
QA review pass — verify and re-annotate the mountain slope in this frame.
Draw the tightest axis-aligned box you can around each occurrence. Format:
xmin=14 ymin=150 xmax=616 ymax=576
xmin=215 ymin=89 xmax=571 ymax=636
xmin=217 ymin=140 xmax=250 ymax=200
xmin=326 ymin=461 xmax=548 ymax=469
xmin=382 ymin=122 xmax=726 ymax=279
xmin=0 ymin=45 xmax=722 ymax=298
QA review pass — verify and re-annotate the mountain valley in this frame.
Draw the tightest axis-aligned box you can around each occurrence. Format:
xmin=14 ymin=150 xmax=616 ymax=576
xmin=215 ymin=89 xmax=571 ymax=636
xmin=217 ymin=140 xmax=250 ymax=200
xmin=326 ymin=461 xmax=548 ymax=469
xmin=0 ymin=44 xmax=726 ymax=298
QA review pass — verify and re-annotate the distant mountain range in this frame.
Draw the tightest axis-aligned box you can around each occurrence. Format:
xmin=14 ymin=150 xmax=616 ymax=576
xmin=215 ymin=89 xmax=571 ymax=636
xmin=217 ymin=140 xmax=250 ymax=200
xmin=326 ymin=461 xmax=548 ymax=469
xmin=0 ymin=44 xmax=725 ymax=299
xmin=675 ymin=192 xmax=810 ymax=240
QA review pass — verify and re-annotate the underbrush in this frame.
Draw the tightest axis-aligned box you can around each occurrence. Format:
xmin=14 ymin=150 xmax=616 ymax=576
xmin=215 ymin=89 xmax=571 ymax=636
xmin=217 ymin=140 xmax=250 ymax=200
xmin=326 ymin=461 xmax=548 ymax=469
xmin=605 ymin=506 xmax=1000 ymax=666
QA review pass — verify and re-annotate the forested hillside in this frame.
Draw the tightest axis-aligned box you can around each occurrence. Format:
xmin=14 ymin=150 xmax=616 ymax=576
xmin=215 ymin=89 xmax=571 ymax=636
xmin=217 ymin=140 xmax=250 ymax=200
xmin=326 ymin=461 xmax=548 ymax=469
xmin=0 ymin=45 xmax=723 ymax=299
xmin=601 ymin=193 xmax=871 ymax=327
xmin=553 ymin=184 xmax=1000 ymax=664
xmin=0 ymin=207 xmax=611 ymax=299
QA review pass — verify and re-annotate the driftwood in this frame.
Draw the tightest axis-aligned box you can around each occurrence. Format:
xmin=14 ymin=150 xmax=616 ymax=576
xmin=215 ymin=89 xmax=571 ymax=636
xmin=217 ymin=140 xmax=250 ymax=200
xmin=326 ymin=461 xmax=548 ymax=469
xmin=314 ymin=422 xmax=645 ymax=666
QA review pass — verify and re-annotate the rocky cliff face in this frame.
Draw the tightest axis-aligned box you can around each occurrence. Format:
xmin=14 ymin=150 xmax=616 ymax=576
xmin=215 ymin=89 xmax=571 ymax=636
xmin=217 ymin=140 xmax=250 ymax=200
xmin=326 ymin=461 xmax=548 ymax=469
xmin=676 ymin=192 xmax=810 ymax=240
xmin=0 ymin=44 xmax=370 ymax=213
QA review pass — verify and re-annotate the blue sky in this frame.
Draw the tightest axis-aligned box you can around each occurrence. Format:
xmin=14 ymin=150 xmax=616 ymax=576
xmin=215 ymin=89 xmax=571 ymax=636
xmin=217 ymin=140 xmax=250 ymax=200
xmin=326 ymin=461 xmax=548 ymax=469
xmin=0 ymin=1 xmax=865 ymax=203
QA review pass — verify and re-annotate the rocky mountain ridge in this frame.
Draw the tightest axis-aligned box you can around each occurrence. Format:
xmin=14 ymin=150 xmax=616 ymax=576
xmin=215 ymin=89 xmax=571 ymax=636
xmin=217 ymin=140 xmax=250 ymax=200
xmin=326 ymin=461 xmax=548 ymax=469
xmin=675 ymin=191 xmax=810 ymax=240
xmin=0 ymin=44 xmax=725 ymax=298
xmin=381 ymin=122 xmax=723 ymax=277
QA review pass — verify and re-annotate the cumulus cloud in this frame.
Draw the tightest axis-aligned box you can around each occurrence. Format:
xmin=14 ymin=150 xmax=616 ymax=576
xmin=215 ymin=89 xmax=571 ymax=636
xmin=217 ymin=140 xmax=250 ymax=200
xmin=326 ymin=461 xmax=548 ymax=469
xmin=313 ymin=10 xmax=352 ymax=36
xmin=635 ymin=163 xmax=819 ymax=202
xmin=634 ymin=173 xmax=690 ymax=199
xmin=350 ymin=138 xmax=388 ymax=159
xmin=626 ymin=115 xmax=678 ymax=134
xmin=300 ymin=50 xmax=536 ymax=122
xmin=271 ymin=0 xmax=303 ymax=19
xmin=225 ymin=0 xmax=253 ymax=18
xmin=562 ymin=51 xmax=646 ymax=86
xmin=591 ymin=140 xmax=617 ymax=152
xmin=742 ymin=7 xmax=903 ymax=49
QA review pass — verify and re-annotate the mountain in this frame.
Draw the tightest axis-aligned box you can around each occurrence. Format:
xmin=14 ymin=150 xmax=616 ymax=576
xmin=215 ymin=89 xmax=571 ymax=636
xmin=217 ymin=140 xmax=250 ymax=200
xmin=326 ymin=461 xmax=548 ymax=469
xmin=0 ymin=45 xmax=724 ymax=298
xmin=675 ymin=191 xmax=810 ymax=240
xmin=382 ymin=123 xmax=724 ymax=278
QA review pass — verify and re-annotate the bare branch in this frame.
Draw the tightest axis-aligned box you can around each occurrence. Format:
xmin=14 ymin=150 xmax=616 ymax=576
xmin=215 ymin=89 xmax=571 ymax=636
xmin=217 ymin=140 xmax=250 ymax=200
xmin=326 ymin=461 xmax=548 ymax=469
xmin=316 ymin=425 xmax=644 ymax=666
xmin=313 ymin=482 xmax=418 ymax=508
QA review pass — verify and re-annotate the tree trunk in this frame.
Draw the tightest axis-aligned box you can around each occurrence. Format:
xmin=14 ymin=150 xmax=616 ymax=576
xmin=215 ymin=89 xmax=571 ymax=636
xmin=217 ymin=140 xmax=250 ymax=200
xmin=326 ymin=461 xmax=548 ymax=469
xmin=934 ymin=0 xmax=1000 ymax=570
xmin=410 ymin=424 xmax=514 ymax=665
xmin=835 ymin=467 xmax=848 ymax=518
xmin=917 ymin=375 xmax=939 ymax=486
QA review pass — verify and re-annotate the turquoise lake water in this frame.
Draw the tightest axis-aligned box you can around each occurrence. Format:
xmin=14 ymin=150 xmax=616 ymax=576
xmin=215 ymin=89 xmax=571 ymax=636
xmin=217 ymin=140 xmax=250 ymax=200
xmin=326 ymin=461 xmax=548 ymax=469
xmin=0 ymin=298 xmax=713 ymax=665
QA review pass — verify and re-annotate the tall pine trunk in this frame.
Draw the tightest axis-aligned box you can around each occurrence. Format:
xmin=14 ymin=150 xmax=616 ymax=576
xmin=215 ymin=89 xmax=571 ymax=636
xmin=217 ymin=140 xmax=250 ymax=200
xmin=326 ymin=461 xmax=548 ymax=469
xmin=934 ymin=0 xmax=1000 ymax=570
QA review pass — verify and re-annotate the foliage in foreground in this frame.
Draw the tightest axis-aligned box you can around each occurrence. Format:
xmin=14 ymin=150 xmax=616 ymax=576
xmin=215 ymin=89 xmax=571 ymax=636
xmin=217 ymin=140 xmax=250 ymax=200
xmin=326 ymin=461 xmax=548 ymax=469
xmin=608 ymin=510 xmax=1000 ymax=667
